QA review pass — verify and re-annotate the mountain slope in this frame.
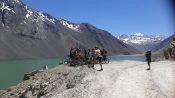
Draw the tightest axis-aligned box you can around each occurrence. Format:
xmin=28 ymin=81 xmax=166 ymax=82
xmin=154 ymin=34 xmax=175 ymax=51
xmin=0 ymin=0 xmax=139 ymax=59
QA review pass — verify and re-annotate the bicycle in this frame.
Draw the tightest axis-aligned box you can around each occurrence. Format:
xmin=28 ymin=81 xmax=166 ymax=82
xmin=60 ymin=55 xmax=71 ymax=64
xmin=102 ymin=56 xmax=110 ymax=64
xmin=87 ymin=56 xmax=103 ymax=71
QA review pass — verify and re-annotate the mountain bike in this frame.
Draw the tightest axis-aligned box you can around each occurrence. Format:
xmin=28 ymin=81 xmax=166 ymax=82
xmin=60 ymin=55 xmax=71 ymax=64
xmin=87 ymin=56 xmax=103 ymax=71
xmin=102 ymin=56 xmax=110 ymax=64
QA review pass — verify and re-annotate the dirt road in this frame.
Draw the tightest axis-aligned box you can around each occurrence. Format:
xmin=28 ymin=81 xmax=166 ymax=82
xmin=54 ymin=60 xmax=175 ymax=98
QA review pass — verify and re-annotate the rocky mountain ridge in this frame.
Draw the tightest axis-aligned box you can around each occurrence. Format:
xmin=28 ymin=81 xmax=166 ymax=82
xmin=0 ymin=0 xmax=139 ymax=59
xmin=154 ymin=34 xmax=175 ymax=51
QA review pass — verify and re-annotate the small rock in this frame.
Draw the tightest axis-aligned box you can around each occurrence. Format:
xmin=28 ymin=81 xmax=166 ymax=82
xmin=66 ymin=81 xmax=75 ymax=89
xmin=19 ymin=89 xmax=33 ymax=98
xmin=0 ymin=90 xmax=6 ymax=96
xmin=37 ymin=90 xmax=47 ymax=98
xmin=40 ymin=82 xmax=49 ymax=88
xmin=6 ymin=86 xmax=15 ymax=92
xmin=10 ymin=93 xmax=14 ymax=96
xmin=43 ymin=65 xmax=49 ymax=70
xmin=23 ymin=70 xmax=40 ymax=81
xmin=25 ymin=91 xmax=33 ymax=98
xmin=63 ymin=73 xmax=68 ymax=76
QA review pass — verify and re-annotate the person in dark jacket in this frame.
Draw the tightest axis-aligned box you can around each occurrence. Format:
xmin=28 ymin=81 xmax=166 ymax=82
xmin=84 ymin=49 xmax=88 ymax=64
xmin=70 ymin=47 xmax=76 ymax=59
xmin=145 ymin=51 xmax=151 ymax=70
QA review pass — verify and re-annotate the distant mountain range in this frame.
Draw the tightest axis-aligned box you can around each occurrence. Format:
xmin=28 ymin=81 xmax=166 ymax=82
xmin=117 ymin=33 xmax=166 ymax=52
xmin=0 ymin=0 xmax=139 ymax=59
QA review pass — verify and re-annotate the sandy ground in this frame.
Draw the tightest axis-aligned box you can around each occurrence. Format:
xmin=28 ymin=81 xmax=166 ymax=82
xmin=53 ymin=60 xmax=175 ymax=98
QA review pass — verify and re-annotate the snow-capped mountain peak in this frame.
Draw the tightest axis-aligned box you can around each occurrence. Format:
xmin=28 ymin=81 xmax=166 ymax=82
xmin=133 ymin=32 xmax=144 ymax=36
xmin=60 ymin=19 xmax=80 ymax=32
xmin=118 ymin=33 xmax=165 ymax=44
xmin=117 ymin=33 xmax=166 ymax=51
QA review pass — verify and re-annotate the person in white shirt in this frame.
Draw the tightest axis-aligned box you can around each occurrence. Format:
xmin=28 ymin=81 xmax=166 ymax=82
xmin=94 ymin=47 xmax=103 ymax=71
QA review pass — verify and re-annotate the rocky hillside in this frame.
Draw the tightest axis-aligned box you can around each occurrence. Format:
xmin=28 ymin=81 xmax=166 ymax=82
xmin=0 ymin=0 xmax=140 ymax=59
xmin=154 ymin=34 xmax=175 ymax=51
xmin=150 ymin=34 xmax=175 ymax=60
xmin=117 ymin=33 xmax=166 ymax=52
xmin=160 ymin=35 xmax=175 ymax=59
xmin=0 ymin=65 xmax=93 ymax=98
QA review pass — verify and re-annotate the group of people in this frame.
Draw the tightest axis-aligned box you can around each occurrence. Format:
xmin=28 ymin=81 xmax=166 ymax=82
xmin=69 ymin=47 xmax=152 ymax=71
xmin=69 ymin=46 xmax=108 ymax=71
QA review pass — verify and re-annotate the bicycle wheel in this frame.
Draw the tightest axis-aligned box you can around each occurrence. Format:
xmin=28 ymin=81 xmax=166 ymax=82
xmin=88 ymin=59 xmax=95 ymax=68
xmin=105 ymin=58 xmax=109 ymax=64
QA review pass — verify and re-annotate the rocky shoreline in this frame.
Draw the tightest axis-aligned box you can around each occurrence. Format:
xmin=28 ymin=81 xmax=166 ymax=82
xmin=0 ymin=64 xmax=95 ymax=98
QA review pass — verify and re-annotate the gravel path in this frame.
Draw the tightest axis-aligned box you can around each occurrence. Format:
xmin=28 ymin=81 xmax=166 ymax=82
xmin=53 ymin=60 xmax=175 ymax=98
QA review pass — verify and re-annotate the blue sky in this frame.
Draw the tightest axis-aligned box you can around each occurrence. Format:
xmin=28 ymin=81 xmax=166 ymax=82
xmin=23 ymin=0 xmax=173 ymax=36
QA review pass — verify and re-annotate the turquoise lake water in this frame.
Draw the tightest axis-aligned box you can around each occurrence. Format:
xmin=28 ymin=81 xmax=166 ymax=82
xmin=0 ymin=55 xmax=145 ymax=90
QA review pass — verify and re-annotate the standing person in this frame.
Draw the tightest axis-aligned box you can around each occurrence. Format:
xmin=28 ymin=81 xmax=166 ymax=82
xmin=87 ymin=49 xmax=91 ymax=59
xmin=75 ymin=48 xmax=80 ymax=54
xmin=88 ymin=48 xmax=95 ymax=68
xmin=145 ymin=51 xmax=151 ymax=70
xmin=95 ymin=47 xmax=103 ymax=71
xmin=87 ymin=49 xmax=92 ymax=64
xmin=70 ymin=47 xmax=75 ymax=60
xmin=70 ymin=47 xmax=75 ymax=66
xmin=84 ymin=49 xmax=88 ymax=64
xmin=75 ymin=48 xmax=81 ymax=62
xmin=102 ymin=49 xmax=107 ymax=63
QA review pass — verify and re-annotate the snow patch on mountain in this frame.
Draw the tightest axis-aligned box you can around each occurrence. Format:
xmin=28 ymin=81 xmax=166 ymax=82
xmin=133 ymin=32 xmax=144 ymax=36
xmin=130 ymin=38 xmax=150 ymax=44
xmin=25 ymin=6 xmax=33 ymax=19
xmin=14 ymin=0 xmax=21 ymax=4
xmin=24 ymin=6 xmax=55 ymax=24
xmin=23 ymin=21 xmax=27 ymax=24
xmin=0 ymin=2 xmax=15 ymax=13
xmin=60 ymin=19 xmax=80 ymax=32
xmin=38 ymin=12 xmax=55 ymax=24
xmin=118 ymin=33 xmax=165 ymax=44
